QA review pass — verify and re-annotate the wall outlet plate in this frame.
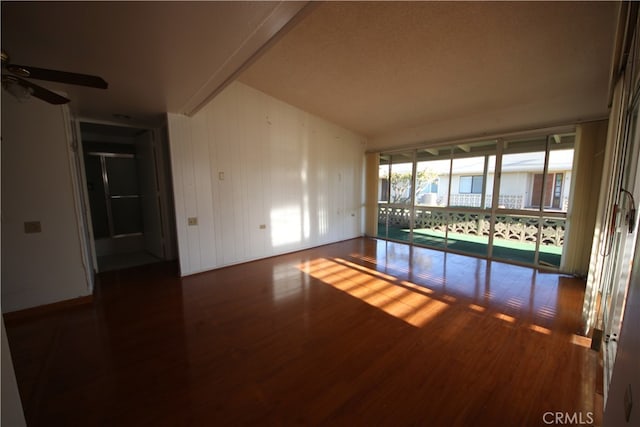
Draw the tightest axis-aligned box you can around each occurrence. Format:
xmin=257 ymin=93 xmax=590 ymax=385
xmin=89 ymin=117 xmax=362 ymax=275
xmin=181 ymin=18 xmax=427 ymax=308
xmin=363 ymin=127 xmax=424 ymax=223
xmin=24 ymin=221 xmax=42 ymax=234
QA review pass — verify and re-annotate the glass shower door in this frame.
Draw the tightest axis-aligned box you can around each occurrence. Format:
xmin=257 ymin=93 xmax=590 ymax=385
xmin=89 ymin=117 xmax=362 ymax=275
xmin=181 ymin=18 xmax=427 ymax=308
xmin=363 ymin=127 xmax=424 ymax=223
xmin=105 ymin=155 xmax=143 ymax=236
xmin=86 ymin=152 xmax=143 ymax=238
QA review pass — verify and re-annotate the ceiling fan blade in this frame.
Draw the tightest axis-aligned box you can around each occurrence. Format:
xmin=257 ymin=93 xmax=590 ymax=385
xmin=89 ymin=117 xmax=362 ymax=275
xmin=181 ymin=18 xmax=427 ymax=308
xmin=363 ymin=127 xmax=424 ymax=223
xmin=7 ymin=64 xmax=108 ymax=89
xmin=13 ymin=76 xmax=70 ymax=104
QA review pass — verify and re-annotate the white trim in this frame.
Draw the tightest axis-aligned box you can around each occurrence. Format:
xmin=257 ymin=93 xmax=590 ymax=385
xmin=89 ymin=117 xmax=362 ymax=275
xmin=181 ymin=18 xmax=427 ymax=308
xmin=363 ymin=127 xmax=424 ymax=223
xmin=62 ymin=109 xmax=95 ymax=292
xmin=182 ymin=1 xmax=311 ymax=116
xmin=367 ymin=122 xmax=578 ymax=154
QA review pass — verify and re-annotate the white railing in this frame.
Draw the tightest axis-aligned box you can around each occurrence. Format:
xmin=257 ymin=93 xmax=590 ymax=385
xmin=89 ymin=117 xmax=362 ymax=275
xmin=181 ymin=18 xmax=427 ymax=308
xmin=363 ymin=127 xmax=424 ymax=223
xmin=420 ymin=193 xmax=525 ymax=209
xmin=378 ymin=205 xmax=565 ymax=247
xmin=422 ymin=194 xmax=569 ymax=211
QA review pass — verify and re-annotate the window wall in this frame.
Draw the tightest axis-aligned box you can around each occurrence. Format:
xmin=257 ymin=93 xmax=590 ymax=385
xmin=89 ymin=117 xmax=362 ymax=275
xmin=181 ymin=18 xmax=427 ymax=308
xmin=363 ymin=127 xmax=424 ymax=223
xmin=376 ymin=134 xmax=575 ymax=269
xmin=378 ymin=152 xmax=415 ymax=243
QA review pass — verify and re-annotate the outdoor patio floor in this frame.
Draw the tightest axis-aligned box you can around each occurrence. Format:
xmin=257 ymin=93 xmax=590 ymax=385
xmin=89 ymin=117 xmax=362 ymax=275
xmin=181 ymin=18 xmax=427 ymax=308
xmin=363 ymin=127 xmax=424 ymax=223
xmin=379 ymin=226 xmax=562 ymax=267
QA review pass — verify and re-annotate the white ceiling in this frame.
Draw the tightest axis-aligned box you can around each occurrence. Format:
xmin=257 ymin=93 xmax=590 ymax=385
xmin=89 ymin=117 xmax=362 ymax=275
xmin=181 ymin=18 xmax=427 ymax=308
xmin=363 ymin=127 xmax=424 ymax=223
xmin=1 ymin=1 xmax=307 ymax=126
xmin=2 ymin=1 xmax=618 ymax=149
xmin=239 ymin=1 xmax=619 ymax=149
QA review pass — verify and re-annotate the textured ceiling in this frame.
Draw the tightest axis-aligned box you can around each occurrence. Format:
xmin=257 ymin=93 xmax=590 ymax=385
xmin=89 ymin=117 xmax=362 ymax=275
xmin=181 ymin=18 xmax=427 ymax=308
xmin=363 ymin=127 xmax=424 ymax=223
xmin=1 ymin=1 xmax=618 ymax=146
xmin=1 ymin=1 xmax=306 ymax=126
xmin=239 ymin=1 xmax=618 ymax=149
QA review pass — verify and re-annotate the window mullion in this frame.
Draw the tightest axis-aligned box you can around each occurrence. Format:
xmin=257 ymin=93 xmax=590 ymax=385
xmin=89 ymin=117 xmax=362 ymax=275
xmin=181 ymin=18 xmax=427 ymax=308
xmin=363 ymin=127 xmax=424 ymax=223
xmin=410 ymin=150 xmax=418 ymax=242
xmin=534 ymin=137 xmax=553 ymax=266
xmin=488 ymin=139 xmax=504 ymax=259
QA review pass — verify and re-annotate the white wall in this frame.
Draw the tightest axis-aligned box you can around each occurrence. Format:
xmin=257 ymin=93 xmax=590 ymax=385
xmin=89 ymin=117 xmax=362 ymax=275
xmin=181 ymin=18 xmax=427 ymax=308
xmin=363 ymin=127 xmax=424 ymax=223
xmin=168 ymin=82 xmax=366 ymax=275
xmin=497 ymin=172 xmax=529 ymax=196
xmin=1 ymin=95 xmax=91 ymax=312
xmin=604 ymin=233 xmax=640 ymax=426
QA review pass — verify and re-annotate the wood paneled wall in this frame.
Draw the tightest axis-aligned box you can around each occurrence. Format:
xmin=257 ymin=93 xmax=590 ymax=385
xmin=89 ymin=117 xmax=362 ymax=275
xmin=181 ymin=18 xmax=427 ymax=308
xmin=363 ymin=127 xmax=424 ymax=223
xmin=168 ymin=82 xmax=366 ymax=275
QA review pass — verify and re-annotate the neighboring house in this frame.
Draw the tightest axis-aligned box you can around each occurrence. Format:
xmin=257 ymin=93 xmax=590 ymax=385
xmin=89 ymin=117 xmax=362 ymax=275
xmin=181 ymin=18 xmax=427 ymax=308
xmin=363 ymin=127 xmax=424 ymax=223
xmin=382 ymin=150 xmax=573 ymax=211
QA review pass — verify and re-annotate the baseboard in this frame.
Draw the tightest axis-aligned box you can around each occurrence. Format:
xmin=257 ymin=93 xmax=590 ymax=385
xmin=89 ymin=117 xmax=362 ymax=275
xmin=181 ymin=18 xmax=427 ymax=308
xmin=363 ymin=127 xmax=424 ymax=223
xmin=3 ymin=295 xmax=93 ymax=324
xmin=180 ymin=236 xmax=367 ymax=277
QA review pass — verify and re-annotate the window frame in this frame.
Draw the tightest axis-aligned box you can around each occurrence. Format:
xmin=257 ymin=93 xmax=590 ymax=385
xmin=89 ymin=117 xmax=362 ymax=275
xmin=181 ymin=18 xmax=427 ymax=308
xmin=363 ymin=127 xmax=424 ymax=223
xmin=459 ymin=175 xmax=483 ymax=194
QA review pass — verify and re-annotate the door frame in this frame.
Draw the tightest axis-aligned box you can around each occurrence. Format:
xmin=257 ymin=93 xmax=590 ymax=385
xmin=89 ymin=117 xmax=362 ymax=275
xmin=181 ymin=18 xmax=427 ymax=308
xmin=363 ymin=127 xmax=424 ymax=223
xmin=72 ymin=117 xmax=177 ymax=272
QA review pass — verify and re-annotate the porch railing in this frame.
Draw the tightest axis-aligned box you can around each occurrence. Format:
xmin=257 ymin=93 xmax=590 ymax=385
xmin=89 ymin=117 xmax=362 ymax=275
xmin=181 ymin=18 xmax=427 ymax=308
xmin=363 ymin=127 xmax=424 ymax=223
xmin=378 ymin=205 xmax=565 ymax=247
xmin=421 ymin=193 xmax=569 ymax=211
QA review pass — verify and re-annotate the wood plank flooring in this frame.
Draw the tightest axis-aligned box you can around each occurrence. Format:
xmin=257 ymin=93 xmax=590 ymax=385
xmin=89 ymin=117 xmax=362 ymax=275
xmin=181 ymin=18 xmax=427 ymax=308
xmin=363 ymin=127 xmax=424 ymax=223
xmin=4 ymin=238 xmax=600 ymax=426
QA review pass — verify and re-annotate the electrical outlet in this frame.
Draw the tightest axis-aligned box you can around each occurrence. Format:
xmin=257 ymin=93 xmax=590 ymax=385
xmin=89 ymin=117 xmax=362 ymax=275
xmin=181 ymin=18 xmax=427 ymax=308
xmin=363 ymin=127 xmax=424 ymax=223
xmin=24 ymin=221 xmax=42 ymax=234
xmin=188 ymin=217 xmax=198 ymax=226
xmin=259 ymin=224 xmax=266 ymax=229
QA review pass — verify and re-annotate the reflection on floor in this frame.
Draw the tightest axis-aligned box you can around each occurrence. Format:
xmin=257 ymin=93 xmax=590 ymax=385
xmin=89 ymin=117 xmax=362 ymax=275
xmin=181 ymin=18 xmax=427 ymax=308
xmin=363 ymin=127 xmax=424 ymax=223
xmin=4 ymin=238 xmax=599 ymax=426
xmin=380 ymin=225 xmax=562 ymax=267
xmin=97 ymin=251 xmax=162 ymax=272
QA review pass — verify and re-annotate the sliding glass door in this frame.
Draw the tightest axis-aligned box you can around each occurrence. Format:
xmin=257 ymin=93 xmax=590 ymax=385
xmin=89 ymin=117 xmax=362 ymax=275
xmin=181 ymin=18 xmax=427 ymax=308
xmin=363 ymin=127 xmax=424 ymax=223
xmin=413 ymin=151 xmax=450 ymax=249
xmin=493 ymin=135 xmax=573 ymax=267
xmin=446 ymin=149 xmax=494 ymax=257
xmin=375 ymin=133 xmax=575 ymax=270
xmin=378 ymin=151 xmax=415 ymax=243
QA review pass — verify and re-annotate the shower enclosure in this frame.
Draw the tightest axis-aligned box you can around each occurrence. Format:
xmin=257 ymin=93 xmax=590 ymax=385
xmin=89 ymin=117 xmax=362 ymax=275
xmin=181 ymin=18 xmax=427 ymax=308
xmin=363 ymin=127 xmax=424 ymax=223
xmin=85 ymin=152 xmax=143 ymax=239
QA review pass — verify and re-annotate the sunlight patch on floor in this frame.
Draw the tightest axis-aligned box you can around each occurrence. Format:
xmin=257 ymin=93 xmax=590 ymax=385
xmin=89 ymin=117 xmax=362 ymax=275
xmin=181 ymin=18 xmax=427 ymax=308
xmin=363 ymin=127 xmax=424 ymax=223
xmin=571 ymin=334 xmax=592 ymax=348
xmin=493 ymin=312 xmax=517 ymax=324
xmin=529 ymin=324 xmax=552 ymax=335
xmin=299 ymin=256 xmax=589 ymax=349
xmin=468 ymin=303 xmax=486 ymax=313
xmin=300 ymin=257 xmax=450 ymax=327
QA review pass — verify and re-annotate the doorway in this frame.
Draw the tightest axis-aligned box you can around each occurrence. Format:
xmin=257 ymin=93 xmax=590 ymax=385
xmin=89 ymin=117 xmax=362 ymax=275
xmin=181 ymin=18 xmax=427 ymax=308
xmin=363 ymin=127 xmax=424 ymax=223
xmin=531 ymin=173 xmax=564 ymax=209
xmin=79 ymin=122 xmax=176 ymax=272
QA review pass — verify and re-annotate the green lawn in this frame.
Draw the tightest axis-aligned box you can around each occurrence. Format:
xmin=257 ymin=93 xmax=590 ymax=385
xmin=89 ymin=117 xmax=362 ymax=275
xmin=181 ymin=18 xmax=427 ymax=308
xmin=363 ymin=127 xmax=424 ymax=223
xmin=378 ymin=225 xmax=562 ymax=267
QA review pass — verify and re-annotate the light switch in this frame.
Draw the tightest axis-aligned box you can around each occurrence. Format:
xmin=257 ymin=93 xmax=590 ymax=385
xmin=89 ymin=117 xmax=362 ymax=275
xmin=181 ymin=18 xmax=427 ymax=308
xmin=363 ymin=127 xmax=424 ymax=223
xmin=24 ymin=221 xmax=42 ymax=234
xmin=219 ymin=172 xmax=225 ymax=181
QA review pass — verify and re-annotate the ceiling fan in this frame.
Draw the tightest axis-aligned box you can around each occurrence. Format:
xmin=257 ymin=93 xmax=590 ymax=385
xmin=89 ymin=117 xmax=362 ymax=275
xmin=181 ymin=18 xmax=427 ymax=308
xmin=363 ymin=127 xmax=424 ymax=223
xmin=1 ymin=50 xmax=108 ymax=105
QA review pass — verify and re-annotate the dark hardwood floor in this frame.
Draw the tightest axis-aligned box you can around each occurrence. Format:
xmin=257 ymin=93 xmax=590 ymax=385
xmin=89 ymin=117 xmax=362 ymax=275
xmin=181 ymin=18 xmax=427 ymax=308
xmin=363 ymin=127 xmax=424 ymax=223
xmin=4 ymin=238 xmax=600 ymax=426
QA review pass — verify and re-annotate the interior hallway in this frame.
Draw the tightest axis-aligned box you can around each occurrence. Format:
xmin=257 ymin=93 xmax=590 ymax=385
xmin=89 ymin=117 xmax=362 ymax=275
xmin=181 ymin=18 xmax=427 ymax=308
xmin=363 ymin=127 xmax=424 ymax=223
xmin=3 ymin=238 xmax=599 ymax=426
xmin=97 ymin=251 xmax=163 ymax=273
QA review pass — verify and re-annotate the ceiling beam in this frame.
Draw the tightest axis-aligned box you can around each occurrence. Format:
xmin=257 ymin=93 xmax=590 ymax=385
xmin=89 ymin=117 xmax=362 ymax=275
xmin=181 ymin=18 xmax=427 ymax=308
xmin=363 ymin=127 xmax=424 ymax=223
xmin=182 ymin=1 xmax=311 ymax=116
